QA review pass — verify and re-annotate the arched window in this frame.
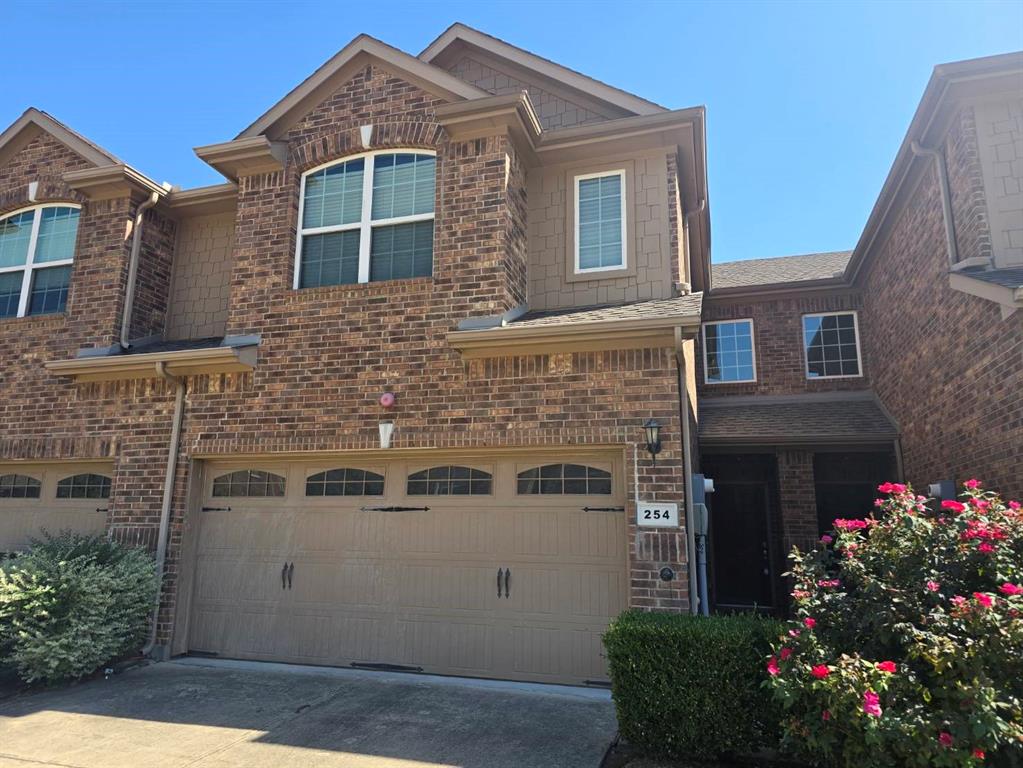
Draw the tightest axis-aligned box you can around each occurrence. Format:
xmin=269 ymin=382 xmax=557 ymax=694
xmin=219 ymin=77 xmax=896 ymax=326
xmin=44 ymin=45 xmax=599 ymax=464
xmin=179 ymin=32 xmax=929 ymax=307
xmin=0 ymin=204 xmax=80 ymax=318
xmin=56 ymin=473 xmax=111 ymax=499
xmin=0 ymin=474 xmax=41 ymax=499
xmin=296 ymin=150 xmax=436 ymax=288
xmin=406 ymin=466 xmax=491 ymax=496
xmin=517 ymin=464 xmax=612 ymax=495
xmin=306 ymin=468 xmax=384 ymax=497
xmin=212 ymin=470 xmax=285 ymax=498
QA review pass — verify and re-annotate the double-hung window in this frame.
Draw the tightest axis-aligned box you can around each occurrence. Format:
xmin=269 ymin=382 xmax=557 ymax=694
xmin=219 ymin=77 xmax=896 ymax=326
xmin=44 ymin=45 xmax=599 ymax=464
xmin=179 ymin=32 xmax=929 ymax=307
xmin=574 ymin=170 xmax=626 ymax=273
xmin=802 ymin=311 xmax=862 ymax=378
xmin=0 ymin=204 xmax=79 ymax=318
xmin=296 ymin=151 xmax=436 ymax=288
xmin=703 ymin=319 xmax=756 ymax=383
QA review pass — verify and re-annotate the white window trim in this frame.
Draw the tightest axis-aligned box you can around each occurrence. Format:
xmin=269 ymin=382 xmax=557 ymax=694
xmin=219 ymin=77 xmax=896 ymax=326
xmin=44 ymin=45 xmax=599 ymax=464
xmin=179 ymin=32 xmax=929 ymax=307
xmin=0 ymin=203 xmax=79 ymax=318
xmin=801 ymin=310 xmax=864 ymax=380
xmin=701 ymin=318 xmax=757 ymax=384
xmin=573 ymin=168 xmax=627 ymax=275
xmin=294 ymin=149 xmax=437 ymax=289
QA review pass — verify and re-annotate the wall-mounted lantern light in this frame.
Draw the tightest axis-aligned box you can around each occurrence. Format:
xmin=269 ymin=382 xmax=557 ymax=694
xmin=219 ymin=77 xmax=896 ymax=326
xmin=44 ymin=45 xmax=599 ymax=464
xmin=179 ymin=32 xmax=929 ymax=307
xmin=643 ymin=419 xmax=662 ymax=465
xmin=379 ymin=421 xmax=394 ymax=450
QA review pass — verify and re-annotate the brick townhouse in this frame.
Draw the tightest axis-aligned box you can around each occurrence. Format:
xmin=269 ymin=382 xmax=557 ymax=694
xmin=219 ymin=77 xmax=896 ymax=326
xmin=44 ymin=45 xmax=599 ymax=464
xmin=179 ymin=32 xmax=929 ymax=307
xmin=0 ymin=23 xmax=1019 ymax=684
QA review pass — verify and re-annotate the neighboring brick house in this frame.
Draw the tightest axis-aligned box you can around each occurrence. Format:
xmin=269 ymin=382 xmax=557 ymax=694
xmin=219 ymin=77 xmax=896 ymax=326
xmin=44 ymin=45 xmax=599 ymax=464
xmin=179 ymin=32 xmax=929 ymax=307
xmin=0 ymin=23 xmax=1018 ymax=682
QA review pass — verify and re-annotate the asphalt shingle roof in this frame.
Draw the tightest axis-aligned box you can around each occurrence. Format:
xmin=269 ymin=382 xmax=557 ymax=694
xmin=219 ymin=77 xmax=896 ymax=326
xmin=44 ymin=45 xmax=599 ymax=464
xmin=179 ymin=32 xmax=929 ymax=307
xmin=699 ymin=395 xmax=897 ymax=446
xmin=960 ymin=267 xmax=1023 ymax=290
xmin=712 ymin=251 xmax=853 ymax=290
xmin=510 ymin=293 xmax=704 ymax=328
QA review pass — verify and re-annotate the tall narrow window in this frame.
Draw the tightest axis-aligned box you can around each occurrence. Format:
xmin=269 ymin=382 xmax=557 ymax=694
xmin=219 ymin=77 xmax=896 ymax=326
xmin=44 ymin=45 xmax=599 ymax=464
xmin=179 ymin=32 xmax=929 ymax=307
xmin=703 ymin=320 xmax=756 ymax=384
xmin=575 ymin=170 xmax=625 ymax=273
xmin=296 ymin=151 xmax=436 ymax=288
xmin=803 ymin=312 xmax=862 ymax=379
xmin=0 ymin=204 xmax=79 ymax=318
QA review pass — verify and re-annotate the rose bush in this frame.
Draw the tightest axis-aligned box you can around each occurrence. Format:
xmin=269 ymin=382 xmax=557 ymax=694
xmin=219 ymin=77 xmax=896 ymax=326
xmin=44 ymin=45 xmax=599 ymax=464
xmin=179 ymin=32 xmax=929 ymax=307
xmin=767 ymin=481 xmax=1023 ymax=767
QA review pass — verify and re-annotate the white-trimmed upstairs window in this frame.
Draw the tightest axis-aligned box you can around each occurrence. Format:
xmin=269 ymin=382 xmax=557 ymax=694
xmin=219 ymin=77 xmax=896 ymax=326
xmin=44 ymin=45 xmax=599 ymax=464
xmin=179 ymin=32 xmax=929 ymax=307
xmin=703 ymin=319 xmax=756 ymax=384
xmin=0 ymin=204 xmax=80 ymax=319
xmin=296 ymin=151 xmax=436 ymax=289
xmin=575 ymin=170 xmax=626 ymax=273
xmin=802 ymin=311 xmax=862 ymax=379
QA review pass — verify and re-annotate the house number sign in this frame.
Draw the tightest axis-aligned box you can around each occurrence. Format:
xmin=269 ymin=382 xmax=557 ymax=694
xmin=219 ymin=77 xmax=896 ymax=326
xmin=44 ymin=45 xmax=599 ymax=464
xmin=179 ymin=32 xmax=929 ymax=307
xmin=637 ymin=502 xmax=679 ymax=528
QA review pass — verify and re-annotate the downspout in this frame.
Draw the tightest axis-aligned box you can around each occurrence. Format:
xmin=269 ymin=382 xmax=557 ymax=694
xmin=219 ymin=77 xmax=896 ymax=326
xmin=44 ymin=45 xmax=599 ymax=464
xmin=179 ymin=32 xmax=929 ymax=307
xmin=141 ymin=361 xmax=186 ymax=658
xmin=120 ymin=192 xmax=161 ymax=350
xmin=910 ymin=142 xmax=958 ymax=268
xmin=674 ymin=327 xmax=700 ymax=615
xmin=680 ymin=199 xmax=706 ymax=294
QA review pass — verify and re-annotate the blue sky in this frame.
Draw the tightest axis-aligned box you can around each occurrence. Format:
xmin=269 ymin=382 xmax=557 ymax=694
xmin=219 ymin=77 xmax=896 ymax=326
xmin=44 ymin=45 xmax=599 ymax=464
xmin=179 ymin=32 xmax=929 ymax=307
xmin=3 ymin=0 xmax=1021 ymax=262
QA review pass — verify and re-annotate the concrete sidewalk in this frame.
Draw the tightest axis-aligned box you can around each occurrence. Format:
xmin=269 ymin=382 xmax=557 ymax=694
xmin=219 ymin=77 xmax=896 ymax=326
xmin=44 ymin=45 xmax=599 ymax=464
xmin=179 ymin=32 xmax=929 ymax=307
xmin=0 ymin=658 xmax=617 ymax=768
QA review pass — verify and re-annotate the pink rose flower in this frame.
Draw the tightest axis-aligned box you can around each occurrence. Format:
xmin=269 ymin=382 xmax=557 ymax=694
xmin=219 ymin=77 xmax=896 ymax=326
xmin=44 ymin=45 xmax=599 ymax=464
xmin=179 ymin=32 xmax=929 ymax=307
xmin=780 ymin=647 xmax=793 ymax=661
xmin=767 ymin=656 xmax=780 ymax=676
xmin=877 ymin=482 xmax=894 ymax=493
xmin=1009 ymin=500 xmax=1020 ymax=511
xmin=817 ymin=579 xmax=841 ymax=588
xmin=973 ymin=592 xmax=993 ymax=608
xmin=939 ymin=731 xmax=954 ymax=748
xmin=999 ymin=583 xmax=1022 ymax=596
xmin=964 ymin=479 xmax=980 ymax=490
xmin=821 ymin=709 xmax=831 ymax=722
xmin=973 ymin=748 xmax=985 ymax=759
xmin=876 ymin=661 xmax=897 ymax=673
xmin=820 ymin=534 xmax=833 ymax=544
xmin=833 ymin=518 xmax=869 ymax=531
xmin=863 ymin=690 xmax=882 ymax=717
xmin=803 ymin=617 xmax=816 ymax=629
xmin=788 ymin=629 xmax=801 ymax=638
xmin=941 ymin=500 xmax=966 ymax=513
xmin=926 ymin=580 xmax=940 ymax=592
xmin=978 ymin=542 xmax=995 ymax=554
xmin=811 ymin=664 xmax=830 ymax=679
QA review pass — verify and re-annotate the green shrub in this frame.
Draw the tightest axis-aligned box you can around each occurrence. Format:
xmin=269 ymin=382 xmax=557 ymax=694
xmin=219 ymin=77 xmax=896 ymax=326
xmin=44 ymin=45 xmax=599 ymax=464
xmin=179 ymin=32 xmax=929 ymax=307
xmin=603 ymin=609 xmax=784 ymax=760
xmin=767 ymin=481 xmax=1023 ymax=767
xmin=0 ymin=532 xmax=158 ymax=684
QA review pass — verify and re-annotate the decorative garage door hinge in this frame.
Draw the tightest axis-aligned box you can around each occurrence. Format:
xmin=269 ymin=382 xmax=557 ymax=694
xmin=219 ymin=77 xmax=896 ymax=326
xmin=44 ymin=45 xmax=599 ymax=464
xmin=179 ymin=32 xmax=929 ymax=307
xmin=359 ymin=505 xmax=431 ymax=512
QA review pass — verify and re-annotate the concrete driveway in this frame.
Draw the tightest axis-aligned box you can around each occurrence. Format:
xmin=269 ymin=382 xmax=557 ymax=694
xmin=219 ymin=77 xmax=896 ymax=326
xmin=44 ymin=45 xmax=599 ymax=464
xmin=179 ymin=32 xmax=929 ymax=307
xmin=0 ymin=658 xmax=616 ymax=768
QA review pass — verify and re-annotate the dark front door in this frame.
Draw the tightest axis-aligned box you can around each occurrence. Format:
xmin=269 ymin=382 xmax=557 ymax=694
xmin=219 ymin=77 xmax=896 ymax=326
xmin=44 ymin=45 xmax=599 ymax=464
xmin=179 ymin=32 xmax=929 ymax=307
xmin=709 ymin=482 xmax=773 ymax=608
xmin=814 ymin=451 xmax=897 ymax=536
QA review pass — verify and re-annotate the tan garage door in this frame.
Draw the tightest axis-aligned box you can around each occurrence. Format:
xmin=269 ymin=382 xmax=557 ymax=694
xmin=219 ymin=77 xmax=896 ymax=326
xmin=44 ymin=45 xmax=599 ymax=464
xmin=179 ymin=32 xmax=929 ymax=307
xmin=0 ymin=462 xmax=112 ymax=553
xmin=188 ymin=454 xmax=628 ymax=684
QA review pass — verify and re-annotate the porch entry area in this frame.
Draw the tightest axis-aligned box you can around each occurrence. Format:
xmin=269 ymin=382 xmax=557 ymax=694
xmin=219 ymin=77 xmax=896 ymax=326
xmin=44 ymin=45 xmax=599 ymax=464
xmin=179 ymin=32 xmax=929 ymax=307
xmin=701 ymin=449 xmax=896 ymax=612
xmin=175 ymin=451 xmax=628 ymax=686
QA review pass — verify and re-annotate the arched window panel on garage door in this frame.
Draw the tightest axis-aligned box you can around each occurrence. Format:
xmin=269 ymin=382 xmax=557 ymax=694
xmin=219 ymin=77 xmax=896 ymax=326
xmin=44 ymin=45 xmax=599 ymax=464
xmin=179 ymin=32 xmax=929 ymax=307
xmin=56 ymin=473 xmax=111 ymax=499
xmin=406 ymin=466 xmax=492 ymax=496
xmin=212 ymin=470 xmax=286 ymax=498
xmin=305 ymin=468 xmax=385 ymax=497
xmin=0 ymin=474 xmax=42 ymax=499
xmin=517 ymin=464 xmax=612 ymax=495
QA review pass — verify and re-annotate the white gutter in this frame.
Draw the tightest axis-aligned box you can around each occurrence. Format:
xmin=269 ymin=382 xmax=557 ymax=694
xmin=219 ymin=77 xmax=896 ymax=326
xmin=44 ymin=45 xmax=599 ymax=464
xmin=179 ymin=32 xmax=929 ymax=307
xmin=120 ymin=191 xmax=161 ymax=349
xmin=910 ymin=141 xmax=958 ymax=268
xmin=674 ymin=328 xmax=699 ymax=615
xmin=141 ymin=361 xmax=186 ymax=658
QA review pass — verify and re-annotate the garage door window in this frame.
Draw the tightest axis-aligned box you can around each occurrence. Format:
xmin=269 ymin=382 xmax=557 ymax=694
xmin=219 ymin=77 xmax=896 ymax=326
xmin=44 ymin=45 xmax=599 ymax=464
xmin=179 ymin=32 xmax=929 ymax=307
xmin=212 ymin=470 xmax=285 ymax=498
xmin=306 ymin=468 xmax=384 ymax=497
xmin=0 ymin=474 xmax=41 ymax=499
xmin=406 ymin=466 xmax=492 ymax=496
xmin=517 ymin=464 xmax=612 ymax=495
xmin=56 ymin=473 xmax=111 ymax=499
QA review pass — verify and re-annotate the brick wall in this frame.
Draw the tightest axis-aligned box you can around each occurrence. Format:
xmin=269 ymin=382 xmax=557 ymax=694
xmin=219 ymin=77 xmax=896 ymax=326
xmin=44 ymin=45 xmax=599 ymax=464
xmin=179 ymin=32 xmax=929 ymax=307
xmin=698 ymin=291 xmax=869 ymax=398
xmin=776 ymin=450 xmax=818 ymax=554
xmin=860 ymin=105 xmax=1023 ymax=500
xmin=128 ymin=206 xmax=177 ymax=341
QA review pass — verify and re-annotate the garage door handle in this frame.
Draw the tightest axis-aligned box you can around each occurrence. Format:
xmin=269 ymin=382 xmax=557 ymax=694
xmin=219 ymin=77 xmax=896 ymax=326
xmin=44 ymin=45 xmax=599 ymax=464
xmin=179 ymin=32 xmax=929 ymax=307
xmin=287 ymin=562 xmax=294 ymax=590
xmin=497 ymin=568 xmax=504 ymax=598
xmin=281 ymin=562 xmax=288 ymax=590
xmin=504 ymin=568 xmax=511 ymax=599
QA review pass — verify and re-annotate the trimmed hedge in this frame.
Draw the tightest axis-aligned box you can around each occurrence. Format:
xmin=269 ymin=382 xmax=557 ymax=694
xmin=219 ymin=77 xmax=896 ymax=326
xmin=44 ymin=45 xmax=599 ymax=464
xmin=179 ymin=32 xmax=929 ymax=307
xmin=603 ymin=610 xmax=784 ymax=760
xmin=0 ymin=532 xmax=157 ymax=684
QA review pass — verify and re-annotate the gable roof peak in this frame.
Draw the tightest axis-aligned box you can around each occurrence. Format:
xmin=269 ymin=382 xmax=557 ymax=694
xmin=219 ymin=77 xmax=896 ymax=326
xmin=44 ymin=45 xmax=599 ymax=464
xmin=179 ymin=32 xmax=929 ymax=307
xmin=235 ymin=32 xmax=490 ymax=140
xmin=420 ymin=22 xmax=667 ymax=117
xmin=0 ymin=107 xmax=123 ymax=168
